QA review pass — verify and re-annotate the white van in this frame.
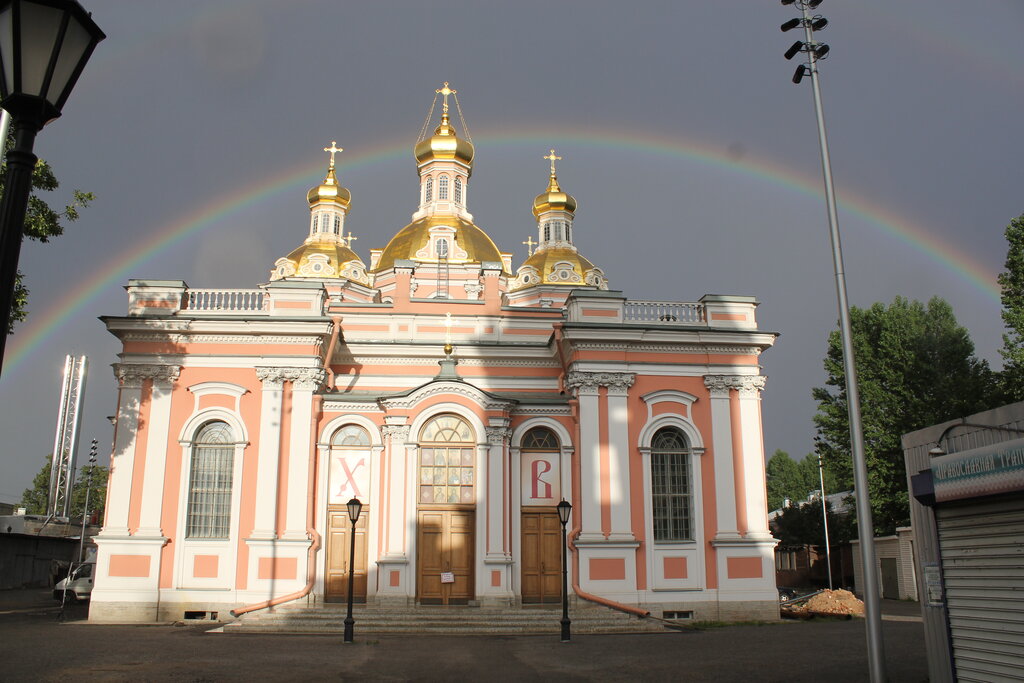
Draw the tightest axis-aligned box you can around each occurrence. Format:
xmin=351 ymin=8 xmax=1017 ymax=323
xmin=53 ymin=562 xmax=94 ymax=602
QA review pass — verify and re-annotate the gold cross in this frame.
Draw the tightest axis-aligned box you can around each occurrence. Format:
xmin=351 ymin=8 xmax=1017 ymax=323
xmin=343 ymin=231 xmax=358 ymax=248
xmin=522 ymin=235 xmax=537 ymax=256
xmin=324 ymin=141 xmax=343 ymax=169
xmin=436 ymin=82 xmax=456 ymax=113
xmin=543 ymin=149 xmax=561 ymax=176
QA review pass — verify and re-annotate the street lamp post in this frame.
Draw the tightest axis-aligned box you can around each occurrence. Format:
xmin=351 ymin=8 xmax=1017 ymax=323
xmin=0 ymin=0 xmax=104 ymax=375
xmin=818 ymin=455 xmax=833 ymax=590
xmin=343 ymin=497 xmax=362 ymax=643
xmin=556 ymin=498 xmax=572 ymax=642
xmin=780 ymin=2 xmax=885 ymax=680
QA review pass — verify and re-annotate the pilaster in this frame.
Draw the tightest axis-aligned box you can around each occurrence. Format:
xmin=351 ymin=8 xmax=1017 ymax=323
xmin=250 ymin=368 xmax=286 ymax=540
xmin=704 ymin=375 xmax=740 ymax=541
xmin=282 ymin=368 xmax=325 ymax=540
xmin=566 ymin=372 xmax=602 ymax=542
xmin=135 ymin=365 xmax=181 ymax=538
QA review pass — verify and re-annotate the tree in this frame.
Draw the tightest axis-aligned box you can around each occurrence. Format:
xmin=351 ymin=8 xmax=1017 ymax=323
xmin=999 ymin=213 xmax=1024 ymax=401
xmin=19 ymin=456 xmax=108 ymax=522
xmin=1 ymin=132 xmax=93 ymax=333
xmin=772 ymin=499 xmax=855 ymax=547
xmin=813 ymin=296 xmax=999 ymax=534
xmin=766 ymin=449 xmax=841 ymax=512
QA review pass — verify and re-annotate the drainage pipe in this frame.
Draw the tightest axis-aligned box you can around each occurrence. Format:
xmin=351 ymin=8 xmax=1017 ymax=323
xmin=231 ymin=395 xmax=323 ymax=617
xmin=323 ymin=315 xmax=343 ymax=390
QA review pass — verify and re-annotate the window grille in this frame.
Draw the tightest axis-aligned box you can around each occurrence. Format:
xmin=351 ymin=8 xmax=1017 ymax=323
xmin=454 ymin=177 xmax=463 ymax=204
xmin=332 ymin=424 xmax=371 ymax=446
xmin=650 ymin=427 xmax=692 ymax=542
xmin=544 ymin=224 xmax=551 ymax=242
xmin=521 ymin=427 xmax=559 ymax=450
xmin=186 ymin=422 xmax=235 ymax=539
xmin=334 ymin=215 xmax=341 ymax=234
xmin=424 ymin=177 xmax=433 ymax=203
xmin=438 ymin=175 xmax=450 ymax=200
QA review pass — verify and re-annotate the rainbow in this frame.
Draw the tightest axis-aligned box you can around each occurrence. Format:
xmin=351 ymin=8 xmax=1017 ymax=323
xmin=1 ymin=126 xmax=1000 ymax=380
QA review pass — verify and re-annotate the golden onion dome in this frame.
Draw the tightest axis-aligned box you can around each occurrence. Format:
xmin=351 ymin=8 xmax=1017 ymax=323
xmin=373 ymin=215 xmax=505 ymax=273
xmin=516 ymin=246 xmax=599 ymax=287
xmin=271 ymin=241 xmax=368 ymax=283
xmin=532 ymin=174 xmax=577 ymax=218
xmin=307 ymin=167 xmax=351 ymax=209
xmin=414 ymin=114 xmax=475 ymax=169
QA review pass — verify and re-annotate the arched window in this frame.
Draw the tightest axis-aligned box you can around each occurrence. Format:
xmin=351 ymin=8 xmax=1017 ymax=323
xmin=424 ymin=177 xmax=433 ymax=203
xmin=437 ymin=238 xmax=449 ymax=258
xmin=332 ymin=424 xmax=370 ymax=446
xmin=454 ymin=177 xmax=463 ymax=204
xmin=419 ymin=415 xmax=474 ymax=504
xmin=311 ymin=214 xmax=319 ymax=234
xmin=438 ymin=175 xmax=450 ymax=200
xmin=330 ymin=424 xmax=371 ymax=503
xmin=521 ymin=427 xmax=559 ymax=450
xmin=333 ymin=215 xmax=341 ymax=235
xmin=186 ymin=421 xmax=235 ymax=539
xmin=650 ymin=427 xmax=692 ymax=542
xmin=544 ymin=223 xmax=551 ymax=242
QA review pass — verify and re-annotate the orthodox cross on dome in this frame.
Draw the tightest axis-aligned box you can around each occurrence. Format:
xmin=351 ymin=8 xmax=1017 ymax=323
xmin=543 ymin=149 xmax=562 ymax=177
xmin=343 ymin=231 xmax=358 ymax=249
xmin=436 ymin=82 xmax=456 ymax=114
xmin=323 ymin=141 xmax=343 ymax=169
xmin=522 ymin=235 xmax=537 ymax=256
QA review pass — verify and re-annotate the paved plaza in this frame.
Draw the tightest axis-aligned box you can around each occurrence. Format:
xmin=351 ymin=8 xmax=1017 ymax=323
xmin=1 ymin=590 xmax=927 ymax=682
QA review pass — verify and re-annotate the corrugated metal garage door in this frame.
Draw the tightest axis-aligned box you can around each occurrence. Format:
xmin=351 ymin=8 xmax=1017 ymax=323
xmin=936 ymin=498 xmax=1024 ymax=682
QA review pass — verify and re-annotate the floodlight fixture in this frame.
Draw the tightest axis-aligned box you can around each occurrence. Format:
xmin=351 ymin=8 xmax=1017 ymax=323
xmin=792 ymin=64 xmax=808 ymax=84
xmin=815 ymin=44 xmax=830 ymax=59
xmin=784 ymin=40 xmax=803 ymax=60
xmin=807 ymin=0 xmax=823 ymax=8
xmin=780 ymin=0 xmax=796 ymax=5
xmin=811 ymin=16 xmax=828 ymax=30
xmin=781 ymin=17 xmax=801 ymax=32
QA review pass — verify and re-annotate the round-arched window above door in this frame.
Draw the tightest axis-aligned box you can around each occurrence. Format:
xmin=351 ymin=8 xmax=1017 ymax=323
xmin=418 ymin=415 xmax=475 ymax=505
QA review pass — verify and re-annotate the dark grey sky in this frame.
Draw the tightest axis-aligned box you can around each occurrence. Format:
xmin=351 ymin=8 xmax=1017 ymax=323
xmin=1 ymin=0 xmax=1021 ymax=503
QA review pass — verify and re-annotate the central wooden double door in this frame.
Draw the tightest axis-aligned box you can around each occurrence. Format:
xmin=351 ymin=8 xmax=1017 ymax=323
xmin=325 ymin=507 xmax=368 ymax=603
xmin=417 ymin=509 xmax=474 ymax=605
xmin=521 ymin=510 xmax=562 ymax=603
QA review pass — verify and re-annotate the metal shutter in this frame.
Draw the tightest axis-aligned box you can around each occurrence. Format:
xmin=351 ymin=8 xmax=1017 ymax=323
xmin=936 ymin=498 xmax=1024 ymax=682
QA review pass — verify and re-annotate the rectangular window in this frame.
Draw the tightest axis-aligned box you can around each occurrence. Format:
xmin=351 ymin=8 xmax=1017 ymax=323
xmin=651 ymin=452 xmax=691 ymax=542
xmin=186 ymin=445 xmax=233 ymax=538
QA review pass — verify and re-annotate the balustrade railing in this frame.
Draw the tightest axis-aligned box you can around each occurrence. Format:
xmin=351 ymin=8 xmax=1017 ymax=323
xmin=623 ymin=300 xmax=705 ymax=324
xmin=183 ymin=288 xmax=265 ymax=313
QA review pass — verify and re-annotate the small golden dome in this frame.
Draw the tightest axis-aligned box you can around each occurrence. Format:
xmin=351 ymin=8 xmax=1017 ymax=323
xmin=307 ymin=166 xmax=351 ymax=209
xmin=532 ymin=174 xmax=577 ymax=218
xmin=414 ymin=113 xmax=475 ymax=169
xmin=271 ymin=241 xmax=368 ymax=283
xmin=374 ymin=215 xmax=505 ymax=273
xmin=512 ymin=246 xmax=605 ymax=290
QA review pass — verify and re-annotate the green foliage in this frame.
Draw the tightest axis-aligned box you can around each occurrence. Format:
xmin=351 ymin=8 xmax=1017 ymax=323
xmin=765 ymin=450 xmax=840 ymax=512
xmin=813 ymin=296 xmax=999 ymax=534
xmin=772 ymin=498 xmax=856 ymax=547
xmin=1 ymin=132 xmax=93 ymax=333
xmin=20 ymin=455 xmax=107 ymax=522
xmin=999 ymin=214 xmax=1024 ymax=400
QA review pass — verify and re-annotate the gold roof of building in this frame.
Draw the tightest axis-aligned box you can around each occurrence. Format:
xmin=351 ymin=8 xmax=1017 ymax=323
xmin=373 ymin=215 xmax=505 ymax=272
xmin=307 ymin=166 xmax=351 ymax=208
xmin=517 ymin=246 xmax=597 ymax=286
xmin=413 ymin=114 xmax=475 ymax=169
xmin=533 ymin=150 xmax=576 ymax=217
xmin=271 ymin=241 xmax=368 ymax=283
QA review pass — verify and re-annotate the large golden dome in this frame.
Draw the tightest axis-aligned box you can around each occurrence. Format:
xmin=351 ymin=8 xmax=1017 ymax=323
xmin=271 ymin=241 xmax=368 ymax=283
xmin=414 ymin=115 xmax=475 ymax=170
xmin=374 ymin=215 xmax=505 ymax=272
xmin=307 ymin=166 xmax=351 ymax=208
xmin=512 ymin=246 xmax=606 ymax=290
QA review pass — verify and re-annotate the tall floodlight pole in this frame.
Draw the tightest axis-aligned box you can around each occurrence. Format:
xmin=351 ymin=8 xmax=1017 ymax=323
xmin=780 ymin=2 xmax=886 ymax=681
xmin=818 ymin=455 xmax=833 ymax=590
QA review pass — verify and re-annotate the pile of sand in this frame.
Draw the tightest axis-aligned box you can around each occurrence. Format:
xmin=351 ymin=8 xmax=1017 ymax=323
xmin=803 ymin=589 xmax=864 ymax=616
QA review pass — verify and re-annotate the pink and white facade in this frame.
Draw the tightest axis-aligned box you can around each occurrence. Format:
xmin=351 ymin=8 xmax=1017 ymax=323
xmin=91 ymin=90 xmax=779 ymax=623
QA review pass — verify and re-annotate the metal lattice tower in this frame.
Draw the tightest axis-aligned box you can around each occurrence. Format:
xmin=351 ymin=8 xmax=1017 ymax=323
xmin=49 ymin=355 xmax=88 ymax=518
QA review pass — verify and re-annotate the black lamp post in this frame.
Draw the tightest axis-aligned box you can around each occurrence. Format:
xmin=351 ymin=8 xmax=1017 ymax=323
xmin=0 ymin=0 xmax=103 ymax=375
xmin=343 ymin=496 xmax=362 ymax=643
xmin=556 ymin=498 xmax=572 ymax=642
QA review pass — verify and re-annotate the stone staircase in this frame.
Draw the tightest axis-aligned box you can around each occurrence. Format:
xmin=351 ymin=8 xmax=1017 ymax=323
xmin=220 ymin=601 xmax=672 ymax=635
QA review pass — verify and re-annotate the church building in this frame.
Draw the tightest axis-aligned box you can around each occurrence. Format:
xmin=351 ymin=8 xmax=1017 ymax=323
xmin=90 ymin=85 xmax=780 ymax=624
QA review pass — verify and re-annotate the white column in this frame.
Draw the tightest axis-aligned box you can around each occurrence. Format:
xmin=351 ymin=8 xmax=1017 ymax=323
xmin=736 ymin=376 xmax=772 ymax=540
xmin=567 ymin=372 xmax=602 ymax=541
xmin=282 ymin=368 xmax=324 ymax=540
xmin=100 ymin=365 xmax=148 ymax=537
xmin=605 ymin=374 xmax=635 ymax=541
xmin=135 ymin=366 xmax=181 ymax=537
xmin=705 ymin=375 xmax=740 ymax=541
xmin=381 ymin=424 xmax=411 ymax=558
xmin=484 ymin=427 xmax=510 ymax=558
xmin=250 ymin=368 xmax=285 ymax=540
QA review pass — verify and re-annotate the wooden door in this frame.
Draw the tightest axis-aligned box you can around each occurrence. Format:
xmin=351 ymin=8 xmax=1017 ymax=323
xmin=521 ymin=510 xmax=562 ymax=604
xmin=326 ymin=507 xmax=368 ymax=602
xmin=417 ymin=509 xmax=474 ymax=605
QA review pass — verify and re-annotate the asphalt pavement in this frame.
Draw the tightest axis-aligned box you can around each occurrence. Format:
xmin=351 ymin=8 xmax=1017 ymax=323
xmin=0 ymin=589 xmax=928 ymax=682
